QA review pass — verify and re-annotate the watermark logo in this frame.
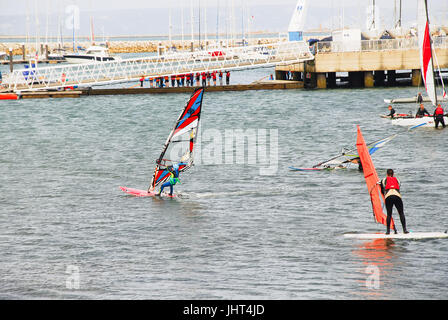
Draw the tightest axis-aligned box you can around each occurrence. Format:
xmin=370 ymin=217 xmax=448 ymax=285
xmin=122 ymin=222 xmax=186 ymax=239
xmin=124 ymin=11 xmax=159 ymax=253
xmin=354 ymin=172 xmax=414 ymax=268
xmin=168 ymin=128 xmax=279 ymax=176
xmin=66 ymin=265 xmax=80 ymax=289
xmin=365 ymin=265 xmax=380 ymax=290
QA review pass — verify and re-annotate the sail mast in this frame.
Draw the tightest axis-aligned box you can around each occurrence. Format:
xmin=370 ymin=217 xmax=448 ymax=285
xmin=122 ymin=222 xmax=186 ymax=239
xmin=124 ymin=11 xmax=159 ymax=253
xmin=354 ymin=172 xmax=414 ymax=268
xmin=419 ymin=0 xmax=437 ymax=106
xmin=425 ymin=0 xmax=437 ymax=106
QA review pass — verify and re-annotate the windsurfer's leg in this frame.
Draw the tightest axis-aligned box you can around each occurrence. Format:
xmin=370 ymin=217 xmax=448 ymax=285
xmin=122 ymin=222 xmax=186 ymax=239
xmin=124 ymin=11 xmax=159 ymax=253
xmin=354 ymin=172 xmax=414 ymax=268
xmin=385 ymin=198 xmax=393 ymax=234
xmin=395 ymin=198 xmax=408 ymax=233
xmin=169 ymin=184 xmax=173 ymax=196
xmin=159 ymin=181 xmax=170 ymax=195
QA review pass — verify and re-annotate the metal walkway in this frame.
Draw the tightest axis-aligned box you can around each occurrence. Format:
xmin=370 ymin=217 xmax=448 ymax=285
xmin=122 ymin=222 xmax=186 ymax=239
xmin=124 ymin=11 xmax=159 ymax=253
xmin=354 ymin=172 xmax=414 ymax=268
xmin=3 ymin=41 xmax=313 ymax=92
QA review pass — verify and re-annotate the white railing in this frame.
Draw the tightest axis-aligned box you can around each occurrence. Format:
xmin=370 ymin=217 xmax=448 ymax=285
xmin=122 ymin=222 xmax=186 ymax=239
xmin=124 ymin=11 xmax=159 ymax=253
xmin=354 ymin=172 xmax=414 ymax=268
xmin=4 ymin=41 xmax=313 ymax=92
xmin=315 ymin=36 xmax=448 ymax=53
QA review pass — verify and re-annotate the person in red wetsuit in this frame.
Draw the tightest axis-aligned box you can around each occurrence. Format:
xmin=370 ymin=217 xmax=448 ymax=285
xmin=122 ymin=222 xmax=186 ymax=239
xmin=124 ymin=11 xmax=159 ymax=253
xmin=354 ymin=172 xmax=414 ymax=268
xmin=433 ymin=104 xmax=446 ymax=129
xmin=380 ymin=169 xmax=408 ymax=235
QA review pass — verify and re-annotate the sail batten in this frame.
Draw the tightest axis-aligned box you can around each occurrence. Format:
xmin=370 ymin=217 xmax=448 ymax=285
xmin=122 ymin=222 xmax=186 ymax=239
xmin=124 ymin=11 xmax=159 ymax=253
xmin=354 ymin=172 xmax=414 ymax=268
xmin=356 ymin=126 xmax=395 ymax=229
xmin=148 ymin=88 xmax=204 ymax=191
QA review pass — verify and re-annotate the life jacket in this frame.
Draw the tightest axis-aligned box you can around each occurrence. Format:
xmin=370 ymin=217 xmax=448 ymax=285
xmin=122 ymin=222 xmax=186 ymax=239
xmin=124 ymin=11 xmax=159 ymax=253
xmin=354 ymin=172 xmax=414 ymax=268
xmin=168 ymin=169 xmax=180 ymax=185
xmin=385 ymin=177 xmax=400 ymax=190
xmin=435 ymin=106 xmax=444 ymax=115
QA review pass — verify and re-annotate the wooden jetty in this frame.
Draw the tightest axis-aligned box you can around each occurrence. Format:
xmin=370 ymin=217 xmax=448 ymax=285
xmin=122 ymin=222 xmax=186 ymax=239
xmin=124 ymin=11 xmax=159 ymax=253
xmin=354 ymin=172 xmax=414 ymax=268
xmin=12 ymin=81 xmax=303 ymax=99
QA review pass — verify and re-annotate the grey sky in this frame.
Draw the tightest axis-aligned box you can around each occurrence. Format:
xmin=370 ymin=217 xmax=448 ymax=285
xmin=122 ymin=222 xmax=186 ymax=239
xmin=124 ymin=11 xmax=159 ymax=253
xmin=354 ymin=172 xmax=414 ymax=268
xmin=0 ymin=0 xmax=447 ymax=37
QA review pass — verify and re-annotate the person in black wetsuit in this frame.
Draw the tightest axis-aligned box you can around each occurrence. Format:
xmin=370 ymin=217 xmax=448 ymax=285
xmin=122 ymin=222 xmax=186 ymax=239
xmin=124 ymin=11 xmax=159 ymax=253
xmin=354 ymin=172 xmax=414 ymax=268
xmin=415 ymin=104 xmax=430 ymax=118
xmin=386 ymin=105 xmax=396 ymax=118
xmin=348 ymin=157 xmax=363 ymax=171
xmin=417 ymin=92 xmax=423 ymax=104
xmin=380 ymin=169 xmax=409 ymax=235
xmin=433 ymin=104 xmax=446 ymax=129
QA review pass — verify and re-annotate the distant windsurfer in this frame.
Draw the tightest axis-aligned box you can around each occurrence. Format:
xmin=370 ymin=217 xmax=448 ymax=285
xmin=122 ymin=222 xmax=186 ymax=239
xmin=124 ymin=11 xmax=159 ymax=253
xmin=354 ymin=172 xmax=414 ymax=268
xmin=380 ymin=169 xmax=409 ymax=235
xmin=415 ymin=104 xmax=430 ymax=118
xmin=157 ymin=163 xmax=185 ymax=196
xmin=386 ymin=105 xmax=396 ymax=118
xmin=433 ymin=104 xmax=446 ymax=129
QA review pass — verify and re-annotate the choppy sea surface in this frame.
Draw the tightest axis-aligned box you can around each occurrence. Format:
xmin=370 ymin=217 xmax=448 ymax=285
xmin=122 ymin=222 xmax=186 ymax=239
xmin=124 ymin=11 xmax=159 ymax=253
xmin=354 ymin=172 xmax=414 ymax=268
xmin=1 ymin=66 xmax=447 ymax=299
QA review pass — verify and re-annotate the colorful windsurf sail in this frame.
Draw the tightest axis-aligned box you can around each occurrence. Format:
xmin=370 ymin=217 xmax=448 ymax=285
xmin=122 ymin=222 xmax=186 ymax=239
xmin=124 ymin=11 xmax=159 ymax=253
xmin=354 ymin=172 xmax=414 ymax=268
xmin=148 ymin=88 xmax=204 ymax=192
xmin=418 ymin=0 xmax=437 ymax=106
xmin=356 ymin=126 xmax=395 ymax=229
xmin=312 ymin=133 xmax=397 ymax=168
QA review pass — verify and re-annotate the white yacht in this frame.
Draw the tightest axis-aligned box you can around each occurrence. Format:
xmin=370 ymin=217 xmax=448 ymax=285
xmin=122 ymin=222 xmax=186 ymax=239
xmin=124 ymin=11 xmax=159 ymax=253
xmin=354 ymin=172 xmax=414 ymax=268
xmin=63 ymin=45 xmax=116 ymax=64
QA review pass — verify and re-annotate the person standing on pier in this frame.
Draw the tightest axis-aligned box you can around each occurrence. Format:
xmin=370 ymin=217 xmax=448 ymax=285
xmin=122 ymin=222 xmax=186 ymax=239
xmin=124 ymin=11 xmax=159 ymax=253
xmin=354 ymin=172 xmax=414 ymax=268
xmin=139 ymin=75 xmax=145 ymax=87
xmin=226 ymin=71 xmax=230 ymax=85
xmin=202 ymin=72 xmax=206 ymax=87
xmin=212 ymin=71 xmax=217 ymax=86
xmin=434 ymin=104 xmax=446 ymax=129
xmin=206 ymin=72 xmax=211 ymax=86
xmin=380 ymin=169 xmax=408 ymax=235
xmin=196 ymin=73 xmax=200 ymax=86
xmin=415 ymin=104 xmax=430 ymax=118
xmin=171 ymin=75 xmax=175 ymax=87
xmin=219 ymin=71 xmax=223 ymax=85
xmin=149 ymin=77 xmax=153 ymax=88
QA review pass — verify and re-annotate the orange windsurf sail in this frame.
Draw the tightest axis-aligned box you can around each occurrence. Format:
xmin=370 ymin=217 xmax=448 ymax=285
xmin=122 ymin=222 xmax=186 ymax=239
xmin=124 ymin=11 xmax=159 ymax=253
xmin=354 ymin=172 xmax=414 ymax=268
xmin=356 ymin=126 xmax=395 ymax=230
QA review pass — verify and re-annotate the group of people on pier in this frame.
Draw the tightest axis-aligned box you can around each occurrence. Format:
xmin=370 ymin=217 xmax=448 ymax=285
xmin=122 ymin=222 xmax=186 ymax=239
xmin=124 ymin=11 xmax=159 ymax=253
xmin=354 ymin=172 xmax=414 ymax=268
xmin=139 ymin=70 xmax=231 ymax=88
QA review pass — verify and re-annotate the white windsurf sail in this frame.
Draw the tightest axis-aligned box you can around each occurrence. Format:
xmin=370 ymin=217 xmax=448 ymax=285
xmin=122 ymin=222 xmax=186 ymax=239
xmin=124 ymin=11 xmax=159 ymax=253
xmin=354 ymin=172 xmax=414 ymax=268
xmin=288 ymin=0 xmax=307 ymax=41
xmin=313 ymin=133 xmax=397 ymax=168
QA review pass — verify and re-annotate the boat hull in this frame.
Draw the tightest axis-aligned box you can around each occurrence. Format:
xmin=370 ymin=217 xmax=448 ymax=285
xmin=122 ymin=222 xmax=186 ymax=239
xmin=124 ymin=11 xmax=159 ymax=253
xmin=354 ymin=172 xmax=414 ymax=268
xmin=63 ymin=55 xmax=115 ymax=64
xmin=390 ymin=116 xmax=448 ymax=127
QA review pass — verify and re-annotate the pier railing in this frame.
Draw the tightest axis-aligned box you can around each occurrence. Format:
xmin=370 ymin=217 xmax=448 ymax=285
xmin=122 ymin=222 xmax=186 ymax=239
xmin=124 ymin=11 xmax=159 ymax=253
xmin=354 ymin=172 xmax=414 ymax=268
xmin=315 ymin=36 xmax=448 ymax=53
xmin=3 ymin=41 xmax=313 ymax=92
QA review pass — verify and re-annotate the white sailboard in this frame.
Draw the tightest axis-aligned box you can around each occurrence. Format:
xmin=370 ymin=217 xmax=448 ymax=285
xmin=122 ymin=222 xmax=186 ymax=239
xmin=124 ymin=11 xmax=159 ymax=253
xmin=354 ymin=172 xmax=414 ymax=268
xmin=344 ymin=231 xmax=448 ymax=240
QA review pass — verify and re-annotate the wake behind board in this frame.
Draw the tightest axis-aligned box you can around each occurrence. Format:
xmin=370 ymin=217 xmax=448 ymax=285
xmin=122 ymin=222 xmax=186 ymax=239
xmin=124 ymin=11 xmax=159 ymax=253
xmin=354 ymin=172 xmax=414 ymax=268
xmin=344 ymin=231 xmax=448 ymax=240
xmin=119 ymin=186 xmax=176 ymax=198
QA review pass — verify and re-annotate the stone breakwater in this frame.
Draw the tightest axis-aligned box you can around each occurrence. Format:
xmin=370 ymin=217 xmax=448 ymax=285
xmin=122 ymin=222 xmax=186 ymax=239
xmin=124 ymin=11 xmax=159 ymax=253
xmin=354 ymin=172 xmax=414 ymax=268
xmin=0 ymin=38 xmax=284 ymax=56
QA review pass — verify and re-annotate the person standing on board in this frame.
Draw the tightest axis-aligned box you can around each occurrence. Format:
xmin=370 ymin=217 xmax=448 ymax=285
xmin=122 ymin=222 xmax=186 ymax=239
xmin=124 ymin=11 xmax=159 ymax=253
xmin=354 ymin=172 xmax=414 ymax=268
xmin=415 ymin=104 xmax=430 ymax=118
xmin=157 ymin=163 xmax=185 ymax=197
xmin=433 ymin=104 xmax=446 ymax=129
xmin=386 ymin=105 xmax=396 ymax=118
xmin=380 ymin=169 xmax=409 ymax=235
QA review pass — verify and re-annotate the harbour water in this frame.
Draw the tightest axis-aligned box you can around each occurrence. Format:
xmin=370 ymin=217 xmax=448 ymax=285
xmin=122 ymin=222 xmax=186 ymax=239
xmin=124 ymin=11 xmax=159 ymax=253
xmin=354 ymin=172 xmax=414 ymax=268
xmin=1 ymin=68 xmax=447 ymax=299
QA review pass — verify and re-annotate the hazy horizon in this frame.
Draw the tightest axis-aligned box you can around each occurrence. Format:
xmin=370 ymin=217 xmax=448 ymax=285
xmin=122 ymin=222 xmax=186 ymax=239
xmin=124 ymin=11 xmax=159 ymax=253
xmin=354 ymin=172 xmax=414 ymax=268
xmin=0 ymin=0 xmax=447 ymax=38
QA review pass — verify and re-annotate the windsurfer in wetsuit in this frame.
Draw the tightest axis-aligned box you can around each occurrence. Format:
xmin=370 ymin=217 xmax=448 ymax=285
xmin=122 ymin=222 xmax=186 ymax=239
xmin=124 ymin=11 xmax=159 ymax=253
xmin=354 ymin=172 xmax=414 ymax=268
xmin=415 ymin=104 xmax=430 ymax=118
xmin=380 ymin=169 xmax=409 ymax=235
xmin=386 ymin=105 xmax=396 ymax=118
xmin=157 ymin=163 xmax=185 ymax=196
xmin=433 ymin=104 xmax=446 ymax=129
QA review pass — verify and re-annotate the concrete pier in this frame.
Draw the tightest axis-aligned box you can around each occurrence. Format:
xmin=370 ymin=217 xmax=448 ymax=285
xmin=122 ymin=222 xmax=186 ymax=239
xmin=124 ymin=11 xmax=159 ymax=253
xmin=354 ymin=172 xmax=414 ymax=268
xmin=275 ymin=42 xmax=448 ymax=89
